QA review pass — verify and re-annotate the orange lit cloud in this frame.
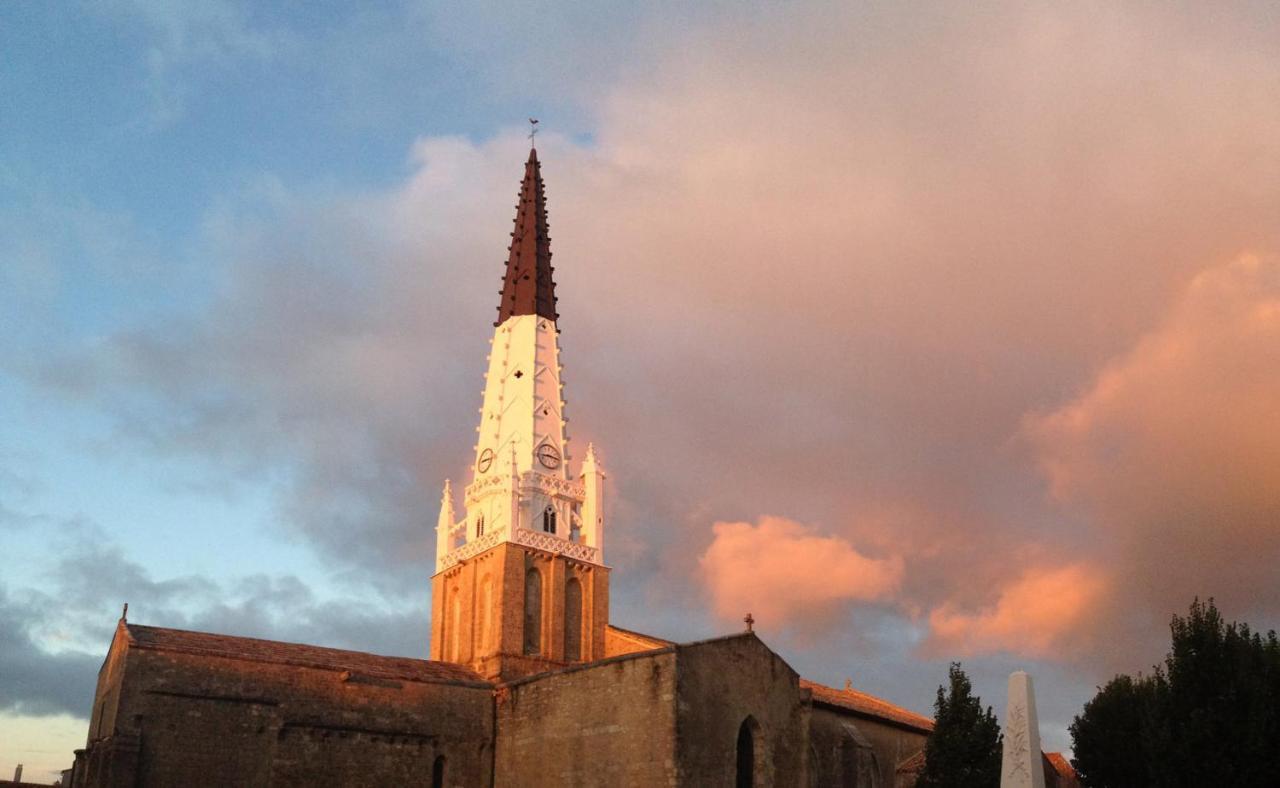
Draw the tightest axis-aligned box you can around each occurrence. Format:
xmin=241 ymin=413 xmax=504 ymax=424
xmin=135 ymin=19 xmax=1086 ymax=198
xmin=1025 ymin=254 xmax=1280 ymax=624
xmin=699 ymin=516 xmax=903 ymax=625
xmin=37 ymin=3 xmax=1280 ymax=683
xmin=926 ymin=565 xmax=1108 ymax=658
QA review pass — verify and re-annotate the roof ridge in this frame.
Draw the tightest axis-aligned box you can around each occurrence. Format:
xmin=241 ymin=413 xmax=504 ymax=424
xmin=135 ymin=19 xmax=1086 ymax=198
xmin=800 ymin=678 xmax=934 ymax=732
xmin=123 ymin=623 xmax=489 ymax=687
xmin=606 ymin=623 xmax=675 ymax=645
xmin=126 ymin=622 xmax=414 ymax=661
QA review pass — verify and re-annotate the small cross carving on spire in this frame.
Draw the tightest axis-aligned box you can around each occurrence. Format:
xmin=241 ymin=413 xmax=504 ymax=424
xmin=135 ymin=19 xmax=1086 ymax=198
xmin=528 ymin=117 xmax=539 ymax=147
xmin=743 ymin=612 xmax=754 ymax=633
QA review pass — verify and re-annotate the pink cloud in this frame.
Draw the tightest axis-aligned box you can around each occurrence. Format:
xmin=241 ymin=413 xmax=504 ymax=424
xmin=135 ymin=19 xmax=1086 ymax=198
xmin=926 ymin=564 xmax=1108 ymax=658
xmin=698 ymin=516 xmax=903 ymax=626
xmin=1024 ymin=254 xmax=1280 ymax=627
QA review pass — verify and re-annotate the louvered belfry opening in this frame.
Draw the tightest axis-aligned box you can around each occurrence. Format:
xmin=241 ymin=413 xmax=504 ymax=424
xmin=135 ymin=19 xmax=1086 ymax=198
xmin=496 ymin=147 xmax=558 ymax=326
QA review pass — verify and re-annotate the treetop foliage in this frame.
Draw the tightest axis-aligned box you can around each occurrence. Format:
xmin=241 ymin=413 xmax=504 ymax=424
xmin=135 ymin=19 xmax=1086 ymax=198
xmin=917 ymin=662 xmax=1003 ymax=788
xmin=1070 ymin=598 xmax=1280 ymax=788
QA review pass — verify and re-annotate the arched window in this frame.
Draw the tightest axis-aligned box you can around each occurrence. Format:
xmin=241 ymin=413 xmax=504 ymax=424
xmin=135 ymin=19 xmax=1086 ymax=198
xmin=479 ymin=575 xmax=493 ymax=653
xmin=736 ymin=716 xmax=761 ymax=788
xmin=564 ymin=577 xmax=583 ymax=661
xmin=524 ymin=568 xmax=542 ymax=655
xmin=476 ymin=514 xmax=485 ymax=538
xmin=450 ymin=592 xmax=462 ymax=661
xmin=542 ymin=505 xmax=557 ymax=534
xmin=431 ymin=755 xmax=445 ymax=788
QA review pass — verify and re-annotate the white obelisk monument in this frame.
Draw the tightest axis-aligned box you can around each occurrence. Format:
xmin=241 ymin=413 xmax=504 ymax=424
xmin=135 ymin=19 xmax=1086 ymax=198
xmin=1000 ymin=671 xmax=1046 ymax=788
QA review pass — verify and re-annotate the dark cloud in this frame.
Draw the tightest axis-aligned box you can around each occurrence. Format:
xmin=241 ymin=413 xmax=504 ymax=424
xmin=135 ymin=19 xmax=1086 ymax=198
xmin=0 ymin=586 xmax=99 ymax=717
xmin=2 ymin=521 xmax=429 ymax=720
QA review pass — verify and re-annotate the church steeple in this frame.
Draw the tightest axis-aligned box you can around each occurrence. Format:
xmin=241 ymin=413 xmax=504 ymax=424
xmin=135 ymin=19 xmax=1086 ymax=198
xmin=431 ymin=146 xmax=612 ymax=681
xmin=496 ymin=148 xmax=557 ymax=326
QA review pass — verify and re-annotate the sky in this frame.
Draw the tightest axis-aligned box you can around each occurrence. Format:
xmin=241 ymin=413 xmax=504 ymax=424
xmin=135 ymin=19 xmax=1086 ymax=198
xmin=3 ymin=0 xmax=1280 ymax=780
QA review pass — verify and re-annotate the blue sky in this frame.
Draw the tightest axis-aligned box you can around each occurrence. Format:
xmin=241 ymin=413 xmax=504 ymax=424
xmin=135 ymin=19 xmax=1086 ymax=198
xmin=5 ymin=1 xmax=1280 ymax=781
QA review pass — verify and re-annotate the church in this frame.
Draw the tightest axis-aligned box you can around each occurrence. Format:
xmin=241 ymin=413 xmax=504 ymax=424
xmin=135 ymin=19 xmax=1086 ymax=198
xmin=64 ymin=147 xmax=1071 ymax=787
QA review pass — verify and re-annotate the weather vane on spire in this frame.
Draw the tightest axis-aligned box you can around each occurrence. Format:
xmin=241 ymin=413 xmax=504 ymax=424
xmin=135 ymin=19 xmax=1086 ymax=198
xmin=528 ymin=117 xmax=539 ymax=147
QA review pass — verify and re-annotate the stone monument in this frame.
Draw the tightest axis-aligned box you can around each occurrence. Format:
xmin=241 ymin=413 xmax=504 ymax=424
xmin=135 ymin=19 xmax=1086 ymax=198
xmin=1000 ymin=671 xmax=1046 ymax=788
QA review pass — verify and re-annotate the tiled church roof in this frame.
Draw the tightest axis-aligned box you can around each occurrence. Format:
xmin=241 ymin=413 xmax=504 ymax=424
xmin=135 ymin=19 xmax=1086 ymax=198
xmin=124 ymin=623 xmax=489 ymax=687
xmin=606 ymin=624 xmax=675 ymax=650
xmin=801 ymin=678 xmax=935 ymax=733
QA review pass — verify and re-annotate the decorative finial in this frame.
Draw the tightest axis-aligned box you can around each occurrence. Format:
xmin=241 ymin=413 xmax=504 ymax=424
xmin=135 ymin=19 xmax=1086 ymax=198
xmin=121 ymin=602 xmax=128 ymax=622
xmin=528 ymin=118 xmax=539 ymax=147
xmin=743 ymin=612 xmax=754 ymax=633
xmin=844 ymin=678 xmax=852 ymax=691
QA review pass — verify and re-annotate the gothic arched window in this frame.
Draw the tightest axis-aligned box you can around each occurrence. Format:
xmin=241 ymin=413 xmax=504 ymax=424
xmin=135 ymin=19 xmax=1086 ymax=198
xmin=432 ymin=755 xmax=445 ymax=788
xmin=736 ymin=716 xmax=761 ymax=788
xmin=542 ymin=505 xmax=557 ymax=534
xmin=480 ymin=575 xmax=493 ymax=653
xmin=564 ymin=577 xmax=583 ymax=661
xmin=524 ymin=568 xmax=542 ymax=656
xmin=450 ymin=591 xmax=462 ymax=662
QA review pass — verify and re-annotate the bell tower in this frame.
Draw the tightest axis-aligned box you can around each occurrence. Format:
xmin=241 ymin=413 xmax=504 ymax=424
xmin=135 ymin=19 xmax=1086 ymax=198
xmin=430 ymin=147 xmax=610 ymax=681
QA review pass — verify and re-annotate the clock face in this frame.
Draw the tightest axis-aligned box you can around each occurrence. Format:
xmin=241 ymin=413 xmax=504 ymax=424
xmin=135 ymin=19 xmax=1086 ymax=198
xmin=476 ymin=448 xmax=495 ymax=474
xmin=536 ymin=442 xmax=561 ymax=470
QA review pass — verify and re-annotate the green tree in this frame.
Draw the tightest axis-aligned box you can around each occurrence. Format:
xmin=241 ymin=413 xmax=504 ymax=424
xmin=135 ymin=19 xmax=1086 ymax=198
xmin=1068 ymin=673 xmax=1156 ymax=787
xmin=1071 ymin=599 xmax=1280 ymax=788
xmin=917 ymin=662 xmax=1002 ymax=788
xmin=1145 ymin=599 xmax=1280 ymax=787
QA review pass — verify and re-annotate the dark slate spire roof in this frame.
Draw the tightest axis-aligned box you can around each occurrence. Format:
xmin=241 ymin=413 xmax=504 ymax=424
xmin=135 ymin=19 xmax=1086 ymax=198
xmin=496 ymin=147 xmax=558 ymax=325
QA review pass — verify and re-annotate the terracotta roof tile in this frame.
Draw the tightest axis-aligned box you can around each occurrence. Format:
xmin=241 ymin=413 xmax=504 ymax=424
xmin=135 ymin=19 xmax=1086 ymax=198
xmin=606 ymin=624 xmax=675 ymax=649
xmin=124 ymin=623 xmax=489 ymax=687
xmin=801 ymin=678 xmax=934 ymax=733
xmin=1046 ymin=752 xmax=1077 ymax=779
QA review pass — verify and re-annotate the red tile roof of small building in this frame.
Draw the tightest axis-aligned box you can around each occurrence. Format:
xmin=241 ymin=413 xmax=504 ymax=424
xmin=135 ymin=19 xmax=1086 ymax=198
xmin=1046 ymin=752 xmax=1078 ymax=780
xmin=801 ymin=678 xmax=935 ymax=733
xmin=124 ymin=623 xmax=489 ymax=687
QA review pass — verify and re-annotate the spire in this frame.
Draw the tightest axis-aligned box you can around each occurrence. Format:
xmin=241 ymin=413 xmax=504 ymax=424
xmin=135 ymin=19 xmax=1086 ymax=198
xmin=437 ymin=480 xmax=455 ymax=531
xmin=496 ymin=148 xmax=557 ymax=326
xmin=435 ymin=480 xmax=455 ymax=569
xmin=582 ymin=442 xmax=600 ymax=473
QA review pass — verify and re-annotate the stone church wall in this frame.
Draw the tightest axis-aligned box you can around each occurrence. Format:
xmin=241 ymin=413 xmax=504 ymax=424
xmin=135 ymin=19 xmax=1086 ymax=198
xmin=77 ymin=647 xmax=493 ymax=788
xmin=494 ymin=649 xmax=679 ymax=786
xmin=673 ymin=634 xmax=809 ymax=785
xmin=808 ymin=706 xmax=926 ymax=787
xmin=840 ymin=712 xmax=927 ymax=787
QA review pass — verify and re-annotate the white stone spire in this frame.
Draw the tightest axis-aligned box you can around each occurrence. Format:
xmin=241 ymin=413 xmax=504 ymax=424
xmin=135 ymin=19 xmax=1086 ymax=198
xmin=580 ymin=443 xmax=605 ymax=553
xmin=434 ymin=480 xmax=454 ymax=572
xmin=433 ymin=149 xmax=605 ymax=575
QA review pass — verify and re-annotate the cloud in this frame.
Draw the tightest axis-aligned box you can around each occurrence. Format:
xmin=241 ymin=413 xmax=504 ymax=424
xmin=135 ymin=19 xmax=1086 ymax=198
xmin=96 ymin=0 xmax=283 ymax=126
xmin=925 ymin=564 xmax=1108 ymax=659
xmin=0 ymin=586 xmax=100 ymax=717
xmin=13 ymin=2 xmax=1280 ymax=703
xmin=699 ymin=516 xmax=903 ymax=627
xmin=1024 ymin=254 xmax=1280 ymax=634
xmin=2 ymin=521 xmax=428 ymax=720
